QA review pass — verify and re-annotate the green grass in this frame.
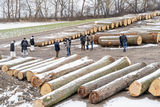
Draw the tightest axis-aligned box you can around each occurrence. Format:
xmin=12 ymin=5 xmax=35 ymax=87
xmin=0 ymin=18 xmax=106 ymax=39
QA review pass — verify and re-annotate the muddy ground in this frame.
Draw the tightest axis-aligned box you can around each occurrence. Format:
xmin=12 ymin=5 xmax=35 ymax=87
xmin=0 ymin=17 xmax=160 ymax=106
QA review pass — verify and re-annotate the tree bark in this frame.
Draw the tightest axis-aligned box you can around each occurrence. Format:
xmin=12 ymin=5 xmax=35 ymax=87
xmin=148 ymin=77 xmax=160 ymax=96
xmin=1 ymin=57 xmax=35 ymax=72
xmin=129 ymin=68 xmax=160 ymax=97
xmin=17 ymin=57 xmax=62 ymax=80
xmin=31 ymin=57 xmax=94 ymax=87
xmin=98 ymin=35 xmax=142 ymax=47
xmin=40 ymin=56 xmax=130 ymax=96
xmin=0 ymin=57 xmax=13 ymax=63
xmin=78 ymin=62 xmax=146 ymax=98
xmin=34 ymin=56 xmax=130 ymax=106
xmin=89 ymin=62 xmax=160 ymax=104
xmin=26 ymin=54 xmax=80 ymax=81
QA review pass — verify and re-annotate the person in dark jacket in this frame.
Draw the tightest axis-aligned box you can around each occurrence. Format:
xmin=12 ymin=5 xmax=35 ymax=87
xmin=86 ymin=35 xmax=90 ymax=50
xmin=119 ymin=33 xmax=128 ymax=52
xmin=80 ymin=35 xmax=86 ymax=50
xmin=21 ymin=38 xmax=28 ymax=57
xmin=30 ymin=36 xmax=35 ymax=52
xmin=10 ymin=40 xmax=16 ymax=58
xmin=54 ymin=40 xmax=60 ymax=58
xmin=90 ymin=34 xmax=94 ymax=50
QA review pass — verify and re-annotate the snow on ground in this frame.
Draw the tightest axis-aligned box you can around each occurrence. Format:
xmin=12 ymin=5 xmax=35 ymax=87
xmin=104 ymin=96 xmax=160 ymax=107
xmin=104 ymin=44 xmax=159 ymax=50
xmin=73 ymin=44 xmax=99 ymax=48
xmin=0 ymin=22 xmax=67 ymax=30
xmin=56 ymin=100 xmax=86 ymax=107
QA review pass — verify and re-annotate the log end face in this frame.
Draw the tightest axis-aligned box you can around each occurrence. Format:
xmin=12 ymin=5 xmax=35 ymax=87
xmin=26 ymin=71 xmax=34 ymax=82
xmin=31 ymin=76 xmax=43 ymax=87
xmin=33 ymin=99 xmax=44 ymax=107
xmin=2 ymin=65 xmax=9 ymax=72
xmin=7 ymin=70 xmax=14 ymax=76
xmin=18 ymin=72 xmax=24 ymax=80
xmin=129 ymin=81 xmax=142 ymax=97
xmin=149 ymin=78 xmax=160 ymax=96
xmin=78 ymin=86 xmax=87 ymax=98
xmin=89 ymin=91 xmax=99 ymax=104
xmin=125 ymin=56 xmax=131 ymax=66
xmin=13 ymin=70 xmax=19 ymax=77
xmin=137 ymin=36 xmax=142 ymax=45
xmin=40 ymin=83 xmax=52 ymax=96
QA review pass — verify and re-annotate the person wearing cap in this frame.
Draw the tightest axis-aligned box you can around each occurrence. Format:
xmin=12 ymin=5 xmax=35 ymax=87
xmin=30 ymin=36 xmax=35 ymax=52
xmin=21 ymin=38 xmax=29 ymax=57
xmin=119 ymin=33 xmax=128 ymax=52
xmin=10 ymin=40 xmax=16 ymax=58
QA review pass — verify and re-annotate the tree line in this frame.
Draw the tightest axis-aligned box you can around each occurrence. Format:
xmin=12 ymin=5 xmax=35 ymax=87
xmin=0 ymin=0 xmax=160 ymax=21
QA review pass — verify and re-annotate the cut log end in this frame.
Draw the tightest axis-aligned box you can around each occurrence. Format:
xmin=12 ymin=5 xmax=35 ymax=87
xmin=7 ymin=70 xmax=14 ymax=76
xmin=40 ymin=83 xmax=53 ymax=96
xmin=31 ymin=76 xmax=43 ymax=87
xmin=77 ymin=86 xmax=87 ymax=98
xmin=13 ymin=70 xmax=19 ymax=77
xmin=33 ymin=99 xmax=45 ymax=107
xmin=2 ymin=65 xmax=9 ymax=72
xmin=18 ymin=72 xmax=24 ymax=80
xmin=125 ymin=56 xmax=131 ymax=65
xmin=89 ymin=91 xmax=99 ymax=104
xmin=137 ymin=36 xmax=142 ymax=45
xmin=149 ymin=78 xmax=160 ymax=96
xmin=129 ymin=81 xmax=142 ymax=97
xmin=26 ymin=71 xmax=34 ymax=82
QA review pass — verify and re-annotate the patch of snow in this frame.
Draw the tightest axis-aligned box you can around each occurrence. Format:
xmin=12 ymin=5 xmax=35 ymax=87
xmin=73 ymin=44 xmax=99 ymax=48
xmin=0 ymin=22 xmax=67 ymax=30
xmin=103 ymin=97 xmax=160 ymax=107
xmin=104 ymin=44 xmax=159 ymax=50
xmin=8 ymin=92 xmax=23 ymax=104
xmin=56 ymin=100 xmax=86 ymax=107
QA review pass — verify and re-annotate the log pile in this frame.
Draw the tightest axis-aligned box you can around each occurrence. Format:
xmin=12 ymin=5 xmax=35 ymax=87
xmin=34 ymin=11 xmax=160 ymax=47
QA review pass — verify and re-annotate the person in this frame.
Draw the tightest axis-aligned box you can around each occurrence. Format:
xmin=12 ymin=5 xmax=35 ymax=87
xmin=119 ymin=33 xmax=128 ymax=52
xmin=90 ymin=34 xmax=94 ymax=50
xmin=54 ymin=40 xmax=60 ymax=58
xmin=80 ymin=35 xmax=86 ymax=50
xmin=21 ymin=38 xmax=28 ymax=57
xmin=30 ymin=36 xmax=35 ymax=52
xmin=10 ymin=40 xmax=16 ymax=58
xmin=86 ymin=35 xmax=90 ymax=50
xmin=64 ymin=37 xmax=71 ymax=56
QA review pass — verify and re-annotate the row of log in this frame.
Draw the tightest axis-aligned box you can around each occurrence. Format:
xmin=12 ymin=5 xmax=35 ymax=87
xmin=34 ymin=58 xmax=160 ymax=107
xmin=34 ymin=11 xmax=160 ymax=47
xmin=1 ymin=55 xmax=160 ymax=107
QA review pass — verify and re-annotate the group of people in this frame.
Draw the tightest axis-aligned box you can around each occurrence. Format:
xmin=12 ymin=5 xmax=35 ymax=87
xmin=10 ymin=36 xmax=35 ymax=58
xmin=80 ymin=34 xmax=94 ymax=51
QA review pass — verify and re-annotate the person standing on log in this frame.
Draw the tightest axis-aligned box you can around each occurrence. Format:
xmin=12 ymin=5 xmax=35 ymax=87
xmin=21 ymin=38 xmax=29 ymax=57
xmin=86 ymin=35 xmax=90 ymax=50
xmin=119 ymin=33 xmax=128 ymax=52
xmin=90 ymin=34 xmax=94 ymax=50
xmin=54 ymin=40 xmax=60 ymax=58
xmin=10 ymin=40 xmax=16 ymax=58
xmin=30 ymin=36 xmax=35 ymax=52
xmin=80 ymin=35 xmax=86 ymax=50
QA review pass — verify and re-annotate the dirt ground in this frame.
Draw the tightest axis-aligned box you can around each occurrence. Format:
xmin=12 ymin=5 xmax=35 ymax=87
xmin=0 ymin=18 xmax=160 ymax=106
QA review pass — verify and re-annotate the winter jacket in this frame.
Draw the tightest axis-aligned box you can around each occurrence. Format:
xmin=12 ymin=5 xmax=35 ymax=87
xmin=80 ymin=36 xmax=86 ymax=45
xmin=21 ymin=40 xmax=28 ymax=51
xmin=55 ymin=41 xmax=60 ymax=51
xmin=30 ymin=38 xmax=35 ymax=45
xmin=120 ymin=35 xmax=128 ymax=43
xmin=10 ymin=42 xmax=15 ymax=51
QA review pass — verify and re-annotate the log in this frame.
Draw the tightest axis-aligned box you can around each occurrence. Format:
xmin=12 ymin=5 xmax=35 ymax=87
xmin=40 ymin=56 xmax=114 ymax=95
xmin=7 ymin=59 xmax=42 ymax=76
xmin=98 ymin=35 xmax=142 ymax=47
xmin=89 ymin=62 xmax=160 ymax=104
xmin=148 ymin=77 xmax=160 ymax=96
xmin=26 ymin=54 xmax=80 ymax=81
xmin=34 ymin=56 xmax=130 ymax=107
xmin=78 ymin=62 xmax=146 ymax=98
xmin=1 ymin=57 xmax=35 ymax=72
xmin=0 ymin=55 xmax=2 ymax=59
xmin=129 ymin=68 xmax=160 ymax=97
xmin=31 ymin=57 xmax=94 ymax=87
xmin=40 ymin=56 xmax=130 ymax=96
xmin=0 ymin=57 xmax=13 ymax=63
xmin=17 ymin=57 xmax=64 ymax=80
